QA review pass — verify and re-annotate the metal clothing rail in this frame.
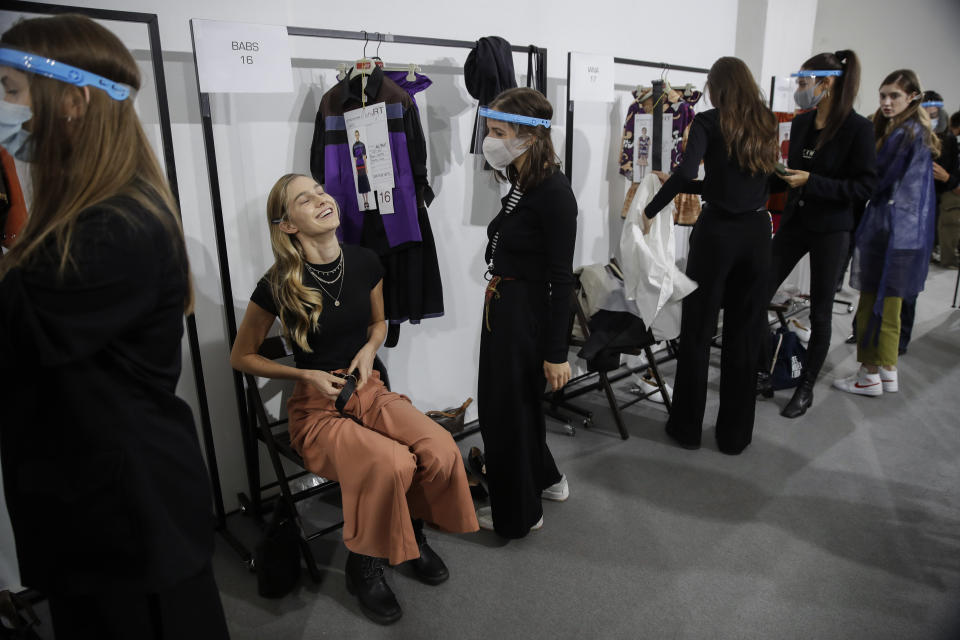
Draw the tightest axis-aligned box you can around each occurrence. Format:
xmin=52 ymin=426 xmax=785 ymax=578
xmin=188 ymin=23 xmax=546 ymax=557
xmin=564 ymin=54 xmax=709 ymax=180
xmin=3 ymin=2 xmax=245 ymax=558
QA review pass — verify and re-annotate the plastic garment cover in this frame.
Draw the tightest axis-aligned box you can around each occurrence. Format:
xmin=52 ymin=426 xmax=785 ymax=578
xmin=851 ymin=121 xmax=936 ymax=342
xmin=620 ymin=174 xmax=698 ymax=340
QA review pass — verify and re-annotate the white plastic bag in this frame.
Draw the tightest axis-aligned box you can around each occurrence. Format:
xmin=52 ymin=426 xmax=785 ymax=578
xmin=619 ymin=174 xmax=698 ymax=340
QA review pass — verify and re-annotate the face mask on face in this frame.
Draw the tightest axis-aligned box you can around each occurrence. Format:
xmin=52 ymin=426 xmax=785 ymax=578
xmin=794 ymin=82 xmax=825 ymax=111
xmin=482 ymin=135 xmax=529 ymax=171
xmin=930 ymin=118 xmax=939 ymax=130
xmin=0 ymin=100 xmax=32 ymax=161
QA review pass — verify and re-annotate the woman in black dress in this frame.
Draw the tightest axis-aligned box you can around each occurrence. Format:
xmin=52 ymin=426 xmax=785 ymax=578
xmin=0 ymin=15 xmax=228 ymax=638
xmin=475 ymin=88 xmax=577 ymax=537
xmin=645 ymin=57 xmax=779 ymax=454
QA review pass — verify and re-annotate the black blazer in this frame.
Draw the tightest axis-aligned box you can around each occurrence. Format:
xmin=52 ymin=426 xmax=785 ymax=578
xmin=775 ymin=109 xmax=877 ymax=233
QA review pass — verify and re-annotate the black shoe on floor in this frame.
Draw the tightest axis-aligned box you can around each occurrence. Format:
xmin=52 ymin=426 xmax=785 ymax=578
xmin=410 ymin=520 xmax=449 ymax=585
xmin=756 ymin=371 xmax=774 ymax=398
xmin=345 ymin=552 xmax=402 ymax=625
xmin=665 ymin=424 xmax=700 ymax=450
xmin=781 ymin=378 xmax=813 ymax=419
xmin=845 ymin=333 xmax=857 ymax=345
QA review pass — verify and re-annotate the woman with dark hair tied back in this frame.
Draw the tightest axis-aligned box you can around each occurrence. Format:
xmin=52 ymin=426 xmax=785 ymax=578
xmin=757 ymin=49 xmax=877 ymax=418
xmin=475 ymin=87 xmax=577 ymax=535
xmin=0 ymin=15 xmax=229 ymax=638
xmin=644 ymin=56 xmax=778 ymax=454
xmin=833 ymin=69 xmax=939 ymax=397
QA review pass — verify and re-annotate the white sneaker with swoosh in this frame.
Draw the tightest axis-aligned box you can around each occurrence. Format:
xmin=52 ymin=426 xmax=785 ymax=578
xmin=879 ymin=368 xmax=898 ymax=393
xmin=832 ymin=366 xmax=883 ymax=396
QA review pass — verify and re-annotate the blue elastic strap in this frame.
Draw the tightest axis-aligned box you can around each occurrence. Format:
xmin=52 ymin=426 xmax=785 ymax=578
xmin=479 ymin=106 xmax=551 ymax=129
xmin=921 ymin=101 xmax=944 ymax=108
xmin=0 ymin=48 xmax=131 ymax=101
xmin=790 ymin=70 xmax=844 ymax=78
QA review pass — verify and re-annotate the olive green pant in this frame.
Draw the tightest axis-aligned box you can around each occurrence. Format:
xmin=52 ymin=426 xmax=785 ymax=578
xmin=938 ymin=191 xmax=960 ymax=267
xmin=855 ymin=292 xmax=902 ymax=367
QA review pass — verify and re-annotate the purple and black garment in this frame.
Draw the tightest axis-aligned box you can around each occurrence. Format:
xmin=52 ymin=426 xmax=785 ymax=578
xmin=618 ymin=90 xmax=701 ymax=179
xmin=850 ymin=121 xmax=936 ymax=341
xmin=384 ymin=70 xmax=432 ymax=108
xmin=310 ymin=67 xmax=443 ymax=341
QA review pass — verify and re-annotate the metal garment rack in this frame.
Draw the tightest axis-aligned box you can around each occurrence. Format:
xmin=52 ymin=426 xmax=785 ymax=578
xmin=188 ymin=24 xmax=546 ymax=555
xmin=564 ymin=55 xmax=709 ymax=180
xmin=2 ymin=2 xmax=244 ymax=557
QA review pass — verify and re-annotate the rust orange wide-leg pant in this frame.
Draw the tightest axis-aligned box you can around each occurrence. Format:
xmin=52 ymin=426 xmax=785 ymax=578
xmin=287 ymin=371 xmax=478 ymax=565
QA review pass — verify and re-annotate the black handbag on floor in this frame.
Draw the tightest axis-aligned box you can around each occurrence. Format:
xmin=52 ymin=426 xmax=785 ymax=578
xmin=253 ymin=501 xmax=302 ymax=599
xmin=769 ymin=326 xmax=806 ymax=390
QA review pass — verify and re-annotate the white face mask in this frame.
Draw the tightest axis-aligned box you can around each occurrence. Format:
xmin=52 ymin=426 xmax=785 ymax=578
xmin=0 ymin=100 xmax=33 ymax=161
xmin=482 ymin=135 xmax=529 ymax=171
xmin=930 ymin=117 xmax=939 ymax=130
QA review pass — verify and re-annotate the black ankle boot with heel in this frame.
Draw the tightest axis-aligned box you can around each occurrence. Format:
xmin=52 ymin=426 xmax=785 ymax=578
xmin=345 ymin=551 xmax=402 ymax=625
xmin=781 ymin=375 xmax=814 ymax=418
xmin=409 ymin=519 xmax=449 ymax=585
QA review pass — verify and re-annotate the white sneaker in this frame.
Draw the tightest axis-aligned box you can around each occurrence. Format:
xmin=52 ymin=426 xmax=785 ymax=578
xmin=879 ymin=368 xmax=898 ymax=393
xmin=789 ymin=318 xmax=812 ymax=343
xmin=832 ymin=366 xmax=883 ymax=396
xmin=633 ymin=375 xmax=672 ymax=404
xmin=476 ymin=506 xmax=543 ymax=532
xmin=542 ymin=475 xmax=569 ymax=502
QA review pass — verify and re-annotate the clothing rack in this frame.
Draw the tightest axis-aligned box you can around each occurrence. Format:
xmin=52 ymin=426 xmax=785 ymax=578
xmin=3 ymin=1 xmax=245 ymax=560
xmin=564 ymin=55 xmax=710 ymax=180
xmin=188 ymin=23 xmax=546 ymax=559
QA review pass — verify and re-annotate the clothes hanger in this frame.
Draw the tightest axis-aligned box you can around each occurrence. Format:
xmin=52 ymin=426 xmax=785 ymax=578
xmin=371 ymin=32 xmax=421 ymax=82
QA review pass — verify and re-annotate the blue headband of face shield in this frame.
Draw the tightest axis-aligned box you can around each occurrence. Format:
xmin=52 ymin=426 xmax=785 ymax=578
xmin=479 ymin=106 xmax=551 ymax=129
xmin=790 ymin=70 xmax=843 ymax=78
xmin=0 ymin=47 xmax=132 ymax=101
xmin=921 ymin=101 xmax=944 ymax=108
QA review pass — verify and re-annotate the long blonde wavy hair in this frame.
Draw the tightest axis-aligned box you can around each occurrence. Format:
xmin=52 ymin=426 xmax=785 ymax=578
xmin=265 ymin=174 xmax=326 ymax=352
xmin=0 ymin=15 xmax=193 ymax=312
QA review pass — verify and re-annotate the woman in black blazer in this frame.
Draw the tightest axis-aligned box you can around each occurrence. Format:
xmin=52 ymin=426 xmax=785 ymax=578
xmin=759 ymin=50 xmax=877 ymax=418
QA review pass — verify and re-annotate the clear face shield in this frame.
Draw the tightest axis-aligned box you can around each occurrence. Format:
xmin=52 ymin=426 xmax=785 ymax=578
xmin=0 ymin=47 xmax=134 ymax=101
xmin=788 ymin=69 xmax=843 ymax=111
xmin=921 ymin=100 xmax=945 ymax=131
xmin=475 ymin=106 xmax=551 ymax=170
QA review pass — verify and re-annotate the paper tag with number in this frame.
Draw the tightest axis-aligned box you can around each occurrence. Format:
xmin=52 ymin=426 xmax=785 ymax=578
xmin=344 ymin=102 xmax=395 ymax=213
xmin=375 ymin=189 xmax=395 ymax=215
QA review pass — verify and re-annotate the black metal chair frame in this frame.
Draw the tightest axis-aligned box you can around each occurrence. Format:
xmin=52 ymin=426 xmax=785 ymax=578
xmin=545 ymin=276 xmax=674 ymax=440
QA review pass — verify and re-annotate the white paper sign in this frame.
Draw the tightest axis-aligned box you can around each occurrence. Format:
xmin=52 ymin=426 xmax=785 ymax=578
xmin=661 ymin=113 xmax=673 ymax=171
xmin=192 ymin=19 xmax=293 ymax=93
xmin=633 ymin=113 xmax=652 ymax=182
xmin=771 ymin=76 xmax=796 ymax=113
xmin=570 ymin=53 xmax=614 ymax=103
xmin=779 ymin=121 xmax=793 ymax=164
xmin=344 ymin=102 xmax=395 ymax=214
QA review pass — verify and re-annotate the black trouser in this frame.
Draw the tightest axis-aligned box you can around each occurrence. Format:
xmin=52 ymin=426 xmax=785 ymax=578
xmin=899 ymin=294 xmax=918 ymax=352
xmin=760 ymin=221 xmax=849 ymax=382
xmin=48 ymin=563 xmax=229 ymax=640
xmin=478 ymin=279 xmax=562 ymax=538
xmin=667 ymin=206 xmax=770 ymax=452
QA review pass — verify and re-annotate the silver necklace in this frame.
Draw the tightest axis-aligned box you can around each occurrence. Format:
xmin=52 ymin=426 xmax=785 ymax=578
xmin=304 ymin=251 xmax=343 ymax=284
xmin=305 ymin=253 xmax=346 ymax=307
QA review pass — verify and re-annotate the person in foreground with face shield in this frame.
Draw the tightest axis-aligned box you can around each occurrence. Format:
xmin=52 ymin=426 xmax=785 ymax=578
xmin=474 ymin=88 xmax=577 ymax=537
xmin=0 ymin=63 xmax=29 ymax=249
xmin=756 ymin=50 xmax=877 ymax=419
xmin=921 ymin=91 xmax=960 ymax=268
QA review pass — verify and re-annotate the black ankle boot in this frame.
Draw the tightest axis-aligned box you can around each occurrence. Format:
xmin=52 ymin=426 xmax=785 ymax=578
xmin=409 ymin=519 xmax=449 ymax=585
xmin=345 ymin=552 xmax=402 ymax=625
xmin=756 ymin=371 xmax=774 ymax=398
xmin=781 ymin=376 xmax=814 ymax=418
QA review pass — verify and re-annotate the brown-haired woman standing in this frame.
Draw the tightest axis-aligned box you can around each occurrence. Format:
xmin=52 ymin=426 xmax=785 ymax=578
xmin=645 ymin=56 xmax=778 ymax=454
xmin=833 ymin=70 xmax=939 ymax=396
xmin=0 ymin=15 xmax=228 ymax=638
xmin=758 ymin=50 xmax=877 ymax=418
xmin=476 ymin=88 xmax=577 ymax=536
xmin=231 ymin=174 xmax=477 ymax=625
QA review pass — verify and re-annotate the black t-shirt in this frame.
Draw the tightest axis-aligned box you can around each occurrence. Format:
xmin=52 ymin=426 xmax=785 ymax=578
xmin=801 ymin=126 xmax=821 ymax=171
xmin=251 ymin=244 xmax=384 ymax=371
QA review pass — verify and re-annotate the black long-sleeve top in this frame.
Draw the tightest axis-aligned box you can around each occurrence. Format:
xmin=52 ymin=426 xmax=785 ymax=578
xmin=485 ymin=171 xmax=578 ymax=363
xmin=645 ymin=108 xmax=770 ymax=217
xmin=0 ymin=199 xmax=214 ymax=594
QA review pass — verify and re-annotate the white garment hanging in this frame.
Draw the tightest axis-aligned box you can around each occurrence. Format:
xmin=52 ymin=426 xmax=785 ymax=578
xmin=619 ymin=173 xmax=698 ymax=340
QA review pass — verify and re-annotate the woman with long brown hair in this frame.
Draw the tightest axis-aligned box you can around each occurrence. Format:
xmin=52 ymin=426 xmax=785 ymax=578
xmin=757 ymin=50 xmax=876 ymax=418
xmin=475 ymin=87 xmax=577 ymax=536
xmin=833 ymin=70 xmax=939 ymax=397
xmin=231 ymin=174 xmax=477 ymax=625
xmin=644 ymin=56 xmax=778 ymax=454
xmin=0 ymin=14 xmax=228 ymax=638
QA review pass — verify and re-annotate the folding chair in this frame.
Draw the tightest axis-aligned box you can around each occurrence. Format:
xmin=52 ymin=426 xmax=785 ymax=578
xmin=545 ymin=273 xmax=673 ymax=440
xmin=238 ymin=335 xmax=390 ymax=581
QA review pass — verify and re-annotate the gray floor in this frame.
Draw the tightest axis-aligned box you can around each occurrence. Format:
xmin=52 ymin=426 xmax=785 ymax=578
xmin=213 ymin=265 xmax=960 ymax=640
